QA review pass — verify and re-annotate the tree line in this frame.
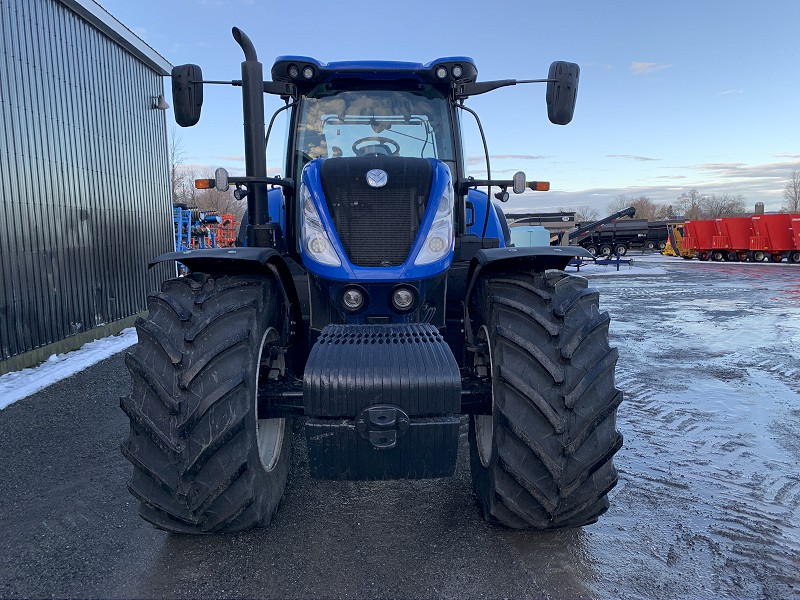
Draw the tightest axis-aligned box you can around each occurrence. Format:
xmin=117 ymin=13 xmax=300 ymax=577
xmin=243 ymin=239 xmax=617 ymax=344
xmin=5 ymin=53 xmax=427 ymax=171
xmin=573 ymin=170 xmax=800 ymax=223
xmin=170 ymin=130 xmax=246 ymax=221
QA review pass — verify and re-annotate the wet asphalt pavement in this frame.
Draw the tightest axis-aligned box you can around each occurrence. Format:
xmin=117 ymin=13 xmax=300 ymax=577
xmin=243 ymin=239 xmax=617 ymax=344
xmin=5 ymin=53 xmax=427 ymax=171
xmin=1 ymin=254 xmax=798 ymax=599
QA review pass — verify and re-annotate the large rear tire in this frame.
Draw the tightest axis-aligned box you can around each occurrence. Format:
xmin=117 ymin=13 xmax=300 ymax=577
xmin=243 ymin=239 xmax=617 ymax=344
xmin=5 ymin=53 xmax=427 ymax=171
xmin=121 ymin=273 xmax=292 ymax=534
xmin=469 ymin=270 xmax=622 ymax=529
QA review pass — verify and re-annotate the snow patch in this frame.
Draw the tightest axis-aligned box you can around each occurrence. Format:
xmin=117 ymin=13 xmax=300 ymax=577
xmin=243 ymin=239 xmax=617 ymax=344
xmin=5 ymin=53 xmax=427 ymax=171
xmin=0 ymin=328 xmax=138 ymax=410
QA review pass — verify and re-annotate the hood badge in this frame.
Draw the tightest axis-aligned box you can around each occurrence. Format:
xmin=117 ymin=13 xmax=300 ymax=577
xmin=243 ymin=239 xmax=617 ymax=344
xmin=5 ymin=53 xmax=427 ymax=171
xmin=366 ymin=169 xmax=388 ymax=188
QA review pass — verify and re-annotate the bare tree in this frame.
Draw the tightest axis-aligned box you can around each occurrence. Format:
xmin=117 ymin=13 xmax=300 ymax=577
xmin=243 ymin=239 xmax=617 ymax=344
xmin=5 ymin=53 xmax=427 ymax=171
xmin=701 ymin=193 xmax=747 ymax=218
xmin=607 ymin=194 xmax=671 ymax=221
xmin=168 ymin=128 xmax=193 ymax=205
xmin=574 ymin=206 xmax=600 ymax=224
xmin=675 ymin=189 xmax=705 ymax=220
xmin=193 ymin=186 xmax=246 ymax=221
xmin=783 ymin=170 xmax=800 ymax=213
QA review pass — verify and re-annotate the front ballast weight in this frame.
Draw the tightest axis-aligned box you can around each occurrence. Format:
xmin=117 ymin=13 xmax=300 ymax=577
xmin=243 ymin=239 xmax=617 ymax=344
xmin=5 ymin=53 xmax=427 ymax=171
xmin=303 ymin=323 xmax=461 ymax=480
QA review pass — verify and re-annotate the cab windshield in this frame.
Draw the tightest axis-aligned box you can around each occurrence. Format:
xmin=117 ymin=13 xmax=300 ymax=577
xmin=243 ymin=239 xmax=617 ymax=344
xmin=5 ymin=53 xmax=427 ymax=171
xmin=295 ymin=86 xmax=455 ymax=178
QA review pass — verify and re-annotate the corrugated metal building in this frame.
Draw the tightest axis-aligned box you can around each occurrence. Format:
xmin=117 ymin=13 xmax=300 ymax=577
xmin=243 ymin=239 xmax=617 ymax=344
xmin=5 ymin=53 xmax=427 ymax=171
xmin=0 ymin=0 xmax=174 ymax=374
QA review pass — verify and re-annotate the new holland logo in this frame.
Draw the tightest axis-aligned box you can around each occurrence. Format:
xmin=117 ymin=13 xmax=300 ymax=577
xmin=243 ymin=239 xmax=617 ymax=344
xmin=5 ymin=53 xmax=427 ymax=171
xmin=366 ymin=169 xmax=388 ymax=188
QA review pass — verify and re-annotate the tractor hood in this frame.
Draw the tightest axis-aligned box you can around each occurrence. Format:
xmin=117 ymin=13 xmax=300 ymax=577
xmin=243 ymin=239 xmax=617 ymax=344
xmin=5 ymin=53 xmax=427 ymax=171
xmin=299 ymin=156 xmax=454 ymax=282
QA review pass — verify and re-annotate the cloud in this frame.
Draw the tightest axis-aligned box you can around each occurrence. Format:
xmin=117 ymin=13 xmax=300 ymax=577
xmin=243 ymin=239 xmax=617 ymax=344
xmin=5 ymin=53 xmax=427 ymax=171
xmin=607 ymin=154 xmax=660 ymax=162
xmin=497 ymin=159 xmax=800 ymax=215
xmin=214 ymin=155 xmax=246 ymax=162
xmin=718 ymin=88 xmax=744 ymax=95
xmin=692 ymin=160 xmax=800 ymax=180
xmin=630 ymin=61 xmax=671 ymax=75
xmin=465 ymin=154 xmax=549 ymax=165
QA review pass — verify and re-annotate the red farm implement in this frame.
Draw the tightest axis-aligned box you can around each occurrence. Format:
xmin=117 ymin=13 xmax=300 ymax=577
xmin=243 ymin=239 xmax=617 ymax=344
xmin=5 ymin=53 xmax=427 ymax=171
xmin=683 ymin=219 xmax=717 ymax=261
xmin=712 ymin=217 xmax=752 ymax=262
xmin=750 ymin=214 xmax=800 ymax=263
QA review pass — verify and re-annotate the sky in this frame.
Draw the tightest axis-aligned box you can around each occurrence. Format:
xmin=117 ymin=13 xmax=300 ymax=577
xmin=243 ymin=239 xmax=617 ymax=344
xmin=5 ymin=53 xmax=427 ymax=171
xmin=98 ymin=0 xmax=800 ymax=216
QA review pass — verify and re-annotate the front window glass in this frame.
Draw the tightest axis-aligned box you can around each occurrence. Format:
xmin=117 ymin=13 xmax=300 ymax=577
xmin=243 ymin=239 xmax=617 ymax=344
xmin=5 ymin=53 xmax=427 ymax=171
xmin=295 ymin=86 xmax=455 ymax=178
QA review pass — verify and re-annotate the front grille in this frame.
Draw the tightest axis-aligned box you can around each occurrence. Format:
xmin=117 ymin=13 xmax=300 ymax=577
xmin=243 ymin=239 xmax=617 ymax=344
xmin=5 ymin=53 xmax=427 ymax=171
xmin=320 ymin=156 xmax=433 ymax=267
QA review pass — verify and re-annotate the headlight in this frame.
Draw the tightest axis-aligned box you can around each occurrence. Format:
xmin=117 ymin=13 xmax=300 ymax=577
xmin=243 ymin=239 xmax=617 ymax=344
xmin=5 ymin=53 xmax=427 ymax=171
xmin=391 ymin=287 xmax=415 ymax=311
xmin=301 ymin=183 xmax=341 ymax=266
xmin=342 ymin=288 xmax=365 ymax=311
xmin=414 ymin=182 xmax=454 ymax=265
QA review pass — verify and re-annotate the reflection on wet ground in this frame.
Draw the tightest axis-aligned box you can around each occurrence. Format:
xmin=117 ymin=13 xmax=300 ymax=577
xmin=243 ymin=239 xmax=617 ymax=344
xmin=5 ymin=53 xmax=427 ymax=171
xmin=586 ymin=256 xmax=800 ymax=599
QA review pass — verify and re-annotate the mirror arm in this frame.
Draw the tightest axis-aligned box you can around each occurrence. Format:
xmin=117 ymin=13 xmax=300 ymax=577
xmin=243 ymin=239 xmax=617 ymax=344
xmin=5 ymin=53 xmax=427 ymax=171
xmin=186 ymin=79 xmax=296 ymax=99
xmin=264 ymin=81 xmax=297 ymax=98
xmin=455 ymin=78 xmax=555 ymax=99
xmin=229 ymin=176 xmax=295 ymax=190
xmin=458 ymin=178 xmax=549 ymax=195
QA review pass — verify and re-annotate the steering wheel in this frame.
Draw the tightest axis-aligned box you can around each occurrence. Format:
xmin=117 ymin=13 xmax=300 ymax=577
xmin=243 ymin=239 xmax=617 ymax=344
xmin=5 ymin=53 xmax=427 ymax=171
xmin=352 ymin=136 xmax=400 ymax=157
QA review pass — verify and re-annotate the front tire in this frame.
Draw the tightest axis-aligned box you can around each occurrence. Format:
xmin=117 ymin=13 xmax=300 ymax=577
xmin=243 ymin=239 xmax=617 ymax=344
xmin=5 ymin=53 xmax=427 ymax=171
xmin=121 ymin=273 xmax=292 ymax=534
xmin=469 ymin=270 xmax=623 ymax=529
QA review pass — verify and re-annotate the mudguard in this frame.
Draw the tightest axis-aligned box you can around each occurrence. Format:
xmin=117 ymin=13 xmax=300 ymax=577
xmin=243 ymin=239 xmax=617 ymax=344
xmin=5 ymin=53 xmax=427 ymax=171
xmin=466 ymin=246 xmax=593 ymax=288
xmin=150 ymin=246 xmax=283 ymax=272
xmin=462 ymin=245 xmax=594 ymax=345
xmin=149 ymin=247 xmax=304 ymax=352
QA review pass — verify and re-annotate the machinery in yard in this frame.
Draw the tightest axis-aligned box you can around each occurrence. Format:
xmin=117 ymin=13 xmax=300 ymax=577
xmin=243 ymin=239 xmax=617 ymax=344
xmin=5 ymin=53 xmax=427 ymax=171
xmin=661 ymin=221 xmax=695 ymax=259
xmin=173 ymin=207 xmax=239 ymax=251
xmin=683 ymin=214 xmax=800 ymax=262
xmin=750 ymin=213 xmax=800 ymax=263
xmin=120 ymin=28 xmax=623 ymax=534
xmin=569 ymin=206 xmax=637 ymax=255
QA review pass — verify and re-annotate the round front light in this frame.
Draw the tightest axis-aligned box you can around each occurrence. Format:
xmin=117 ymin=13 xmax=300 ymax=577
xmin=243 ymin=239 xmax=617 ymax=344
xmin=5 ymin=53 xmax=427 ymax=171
xmin=309 ymin=236 xmax=329 ymax=255
xmin=427 ymin=236 xmax=446 ymax=254
xmin=435 ymin=66 xmax=448 ymax=79
xmin=287 ymin=64 xmax=299 ymax=79
xmin=392 ymin=288 xmax=414 ymax=311
xmin=342 ymin=289 xmax=364 ymax=311
xmin=302 ymin=65 xmax=315 ymax=79
xmin=451 ymin=64 xmax=464 ymax=78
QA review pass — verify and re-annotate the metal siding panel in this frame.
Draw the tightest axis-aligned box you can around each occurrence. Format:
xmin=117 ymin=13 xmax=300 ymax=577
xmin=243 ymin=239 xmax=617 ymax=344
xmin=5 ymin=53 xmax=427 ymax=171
xmin=0 ymin=0 xmax=174 ymax=361
xmin=8 ymin=0 xmax=38 ymax=353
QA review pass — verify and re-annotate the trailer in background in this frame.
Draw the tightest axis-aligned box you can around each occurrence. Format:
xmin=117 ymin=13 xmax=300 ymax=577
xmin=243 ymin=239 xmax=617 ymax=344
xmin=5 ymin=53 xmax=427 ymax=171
xmin=712 ymin=217 xmax=752 ymax=262
xmin=751 ymin=214 xmax=800 ymax=263
xmin=683 ymin=219 xmax=718 ymax=261
xmin=683 ymin=214 xmax=800 ymax=262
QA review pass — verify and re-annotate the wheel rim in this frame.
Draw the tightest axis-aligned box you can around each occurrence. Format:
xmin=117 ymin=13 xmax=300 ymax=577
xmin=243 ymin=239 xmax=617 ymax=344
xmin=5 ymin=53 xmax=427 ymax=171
xmin=474 ymin=325 xmax=495 ymax=468
xmin=255 ymin=327 xmax=286 ymax=472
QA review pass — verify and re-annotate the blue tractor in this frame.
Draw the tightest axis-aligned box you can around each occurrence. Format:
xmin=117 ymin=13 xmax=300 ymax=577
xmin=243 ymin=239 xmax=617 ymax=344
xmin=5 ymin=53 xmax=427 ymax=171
xmin=121 ymin=28 xmax=622 ymax=534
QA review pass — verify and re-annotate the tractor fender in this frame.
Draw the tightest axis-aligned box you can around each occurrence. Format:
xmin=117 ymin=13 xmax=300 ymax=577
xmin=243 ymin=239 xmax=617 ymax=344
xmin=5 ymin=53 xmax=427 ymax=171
xmin=462 ymin=246 xmax=593 ymax=345
xmin=150 ymin=247 xmax=305 ymax=352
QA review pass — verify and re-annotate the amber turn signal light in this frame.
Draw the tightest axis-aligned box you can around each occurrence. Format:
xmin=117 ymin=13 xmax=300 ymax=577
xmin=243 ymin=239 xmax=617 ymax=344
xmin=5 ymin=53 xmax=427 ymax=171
xmin=528 ymin=181 xmax=550 ymax=191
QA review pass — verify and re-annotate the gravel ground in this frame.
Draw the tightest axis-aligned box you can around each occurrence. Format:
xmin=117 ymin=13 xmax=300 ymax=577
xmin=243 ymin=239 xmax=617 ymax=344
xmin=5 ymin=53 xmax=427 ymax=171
xmin=1 ymin=254 xmax=798 ymax=599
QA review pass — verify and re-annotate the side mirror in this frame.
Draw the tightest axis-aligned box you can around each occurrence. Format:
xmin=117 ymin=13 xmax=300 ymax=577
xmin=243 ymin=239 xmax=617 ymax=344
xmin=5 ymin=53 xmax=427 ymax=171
xmin=171 ymin=64 xmax=204 ymax=127
xmin=546 ymin=61 xmax=579 ymax=125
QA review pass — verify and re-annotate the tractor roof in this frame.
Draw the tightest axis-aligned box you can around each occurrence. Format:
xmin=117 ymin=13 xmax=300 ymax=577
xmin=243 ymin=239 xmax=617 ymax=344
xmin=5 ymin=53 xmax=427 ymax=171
xmin=271 ymin=56 xmax=478 ymax=90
